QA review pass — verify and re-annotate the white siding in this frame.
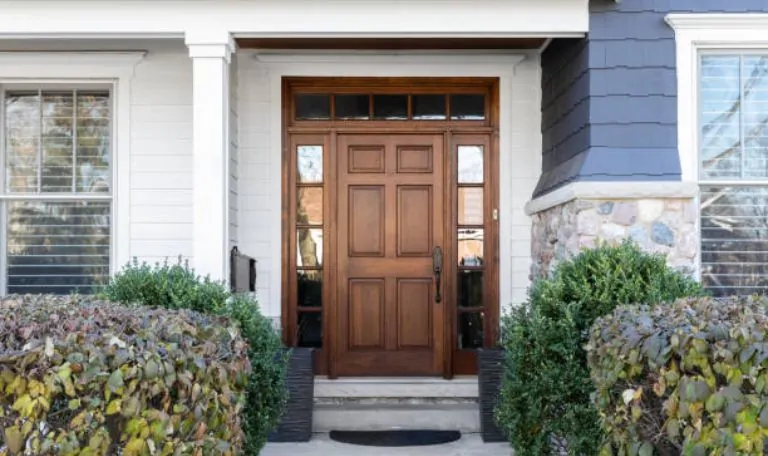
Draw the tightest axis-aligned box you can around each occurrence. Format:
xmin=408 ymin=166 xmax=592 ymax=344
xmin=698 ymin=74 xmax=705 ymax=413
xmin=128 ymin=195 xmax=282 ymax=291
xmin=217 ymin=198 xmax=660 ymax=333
xmin=229 ymin=54 xmax=239 ymax=251
xmin=237 ymin=62 xmax=273 ymax=312
xmin=236 ymin=51 xmax=542 ymax=317
xmin=508 ymin=55 xmax=542 ymax=308
xmin=129 ymin=42 xmax=194 ymax=266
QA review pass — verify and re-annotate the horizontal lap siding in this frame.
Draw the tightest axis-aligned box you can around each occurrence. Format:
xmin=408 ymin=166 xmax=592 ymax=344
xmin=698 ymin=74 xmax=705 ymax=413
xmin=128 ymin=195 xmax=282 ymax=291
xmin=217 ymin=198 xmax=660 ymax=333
xmin=510 ymin=56 xmax=543 ymax=305
xmin=236 ymin=62 xmax=274 ymax=314
xmin=129 ymin=42 xmax=194 ymax=266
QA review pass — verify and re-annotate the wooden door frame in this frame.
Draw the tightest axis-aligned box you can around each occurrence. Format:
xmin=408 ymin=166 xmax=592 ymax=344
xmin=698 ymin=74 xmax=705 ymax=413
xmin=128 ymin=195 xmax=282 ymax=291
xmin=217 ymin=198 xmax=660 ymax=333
xmin=281 ymin=77 xmax=500 ymax=378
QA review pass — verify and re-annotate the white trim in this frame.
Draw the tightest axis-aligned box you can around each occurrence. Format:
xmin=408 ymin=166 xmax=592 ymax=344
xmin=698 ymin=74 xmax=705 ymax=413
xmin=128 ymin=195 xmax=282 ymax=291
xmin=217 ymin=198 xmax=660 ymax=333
xmin=257 ymin=50 xmax=527 ymax=316
xmin=524 ymin=181 xmax=699 ymax=215
xmin=187 ymin=36 xmax=234 ymax=281
xmin=665 ymin=13 xmax=768 ymax=31
xmin=0 ymin=52 xmax=145 ymax=273
xmin=0 ymin=0 xmax=589 ymax=39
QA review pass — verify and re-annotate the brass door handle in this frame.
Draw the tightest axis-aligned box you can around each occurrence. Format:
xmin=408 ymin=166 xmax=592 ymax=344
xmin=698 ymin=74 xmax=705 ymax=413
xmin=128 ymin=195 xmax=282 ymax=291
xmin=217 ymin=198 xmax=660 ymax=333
xmin=432 ymin=246 xmax=443 ymax=303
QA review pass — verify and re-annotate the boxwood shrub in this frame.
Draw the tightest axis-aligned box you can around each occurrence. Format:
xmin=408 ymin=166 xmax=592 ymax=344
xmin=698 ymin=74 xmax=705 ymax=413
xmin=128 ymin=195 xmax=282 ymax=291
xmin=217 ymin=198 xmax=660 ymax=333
xmin=495 ymin=241 xmax=705 ymax=455
xmin=588 ymin=296 xmax=768 ymax=455
xmin=0 ymin=294 xmax=250 ymax=455
xmin=101 ymin=258 xmax=288 ymax=455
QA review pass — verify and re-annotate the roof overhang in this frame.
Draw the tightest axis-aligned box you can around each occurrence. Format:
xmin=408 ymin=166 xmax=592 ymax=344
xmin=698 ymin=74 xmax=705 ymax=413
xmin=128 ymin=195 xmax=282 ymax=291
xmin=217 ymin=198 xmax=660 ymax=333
xmin=0 ymin=0 xmax=588 ymax=40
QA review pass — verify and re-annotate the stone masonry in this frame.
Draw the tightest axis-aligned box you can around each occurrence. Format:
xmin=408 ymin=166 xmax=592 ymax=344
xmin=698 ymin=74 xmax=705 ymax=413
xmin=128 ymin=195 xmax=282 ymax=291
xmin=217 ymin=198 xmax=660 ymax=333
xmin=531 ymin=198 xmax=698 ymax=279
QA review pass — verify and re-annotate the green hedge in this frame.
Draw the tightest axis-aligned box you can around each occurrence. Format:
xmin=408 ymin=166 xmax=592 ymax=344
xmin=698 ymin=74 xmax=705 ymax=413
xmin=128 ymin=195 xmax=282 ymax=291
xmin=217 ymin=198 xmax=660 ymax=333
xmin=495 ymin=241 xmax=705 ymax=455
xmin=588 ymin=296 xmax=768 ymax=456
xmin=0 ymin=294 xmax=250 ymax=455
xmin=101 ymin=258 xmax=288 ymax=455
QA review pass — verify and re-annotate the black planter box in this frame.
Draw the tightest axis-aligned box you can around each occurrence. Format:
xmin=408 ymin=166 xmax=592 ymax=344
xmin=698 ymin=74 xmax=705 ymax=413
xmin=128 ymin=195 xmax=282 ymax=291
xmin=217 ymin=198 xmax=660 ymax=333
xmin=478 ymin=348 xmax=506 ymax=443
xmin=268 ymin=347 xmax=315 ymax=442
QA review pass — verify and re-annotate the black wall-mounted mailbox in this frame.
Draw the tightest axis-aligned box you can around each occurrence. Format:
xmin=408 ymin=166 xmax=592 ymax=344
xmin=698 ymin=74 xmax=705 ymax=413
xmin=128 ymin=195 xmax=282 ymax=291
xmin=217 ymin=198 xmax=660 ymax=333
xmin=230 ymin=246 xmax=257 ymax=293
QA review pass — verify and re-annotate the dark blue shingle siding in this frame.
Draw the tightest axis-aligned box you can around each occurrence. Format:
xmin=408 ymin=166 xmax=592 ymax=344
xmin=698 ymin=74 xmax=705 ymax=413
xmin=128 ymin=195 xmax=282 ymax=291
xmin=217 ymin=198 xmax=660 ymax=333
xmin=534 ymin=0 xmax=768 ymax=198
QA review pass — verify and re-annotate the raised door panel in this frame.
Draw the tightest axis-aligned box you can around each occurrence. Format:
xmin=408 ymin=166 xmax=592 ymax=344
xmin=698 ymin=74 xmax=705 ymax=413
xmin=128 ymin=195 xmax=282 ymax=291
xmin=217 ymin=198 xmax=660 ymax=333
xmin=397 ymin=278 xmax=432 ymax=349
xmin=397 ymin=146 xmax=433 ymax=173
xmin=348 ymin=279 xmax=385 ymax=349
xmin=348 ymin=185 xmax=385 ymax=257
xmin=349 ymin=145 xmax=385 ymax=174
xmin=397 ymin=185 xmax=432 ymax=257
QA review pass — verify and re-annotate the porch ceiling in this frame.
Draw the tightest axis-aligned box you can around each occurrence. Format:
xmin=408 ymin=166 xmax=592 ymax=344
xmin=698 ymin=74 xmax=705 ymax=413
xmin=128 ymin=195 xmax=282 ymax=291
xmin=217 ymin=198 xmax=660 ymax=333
xmin=236 ymin=38 xmax=548 ymax=50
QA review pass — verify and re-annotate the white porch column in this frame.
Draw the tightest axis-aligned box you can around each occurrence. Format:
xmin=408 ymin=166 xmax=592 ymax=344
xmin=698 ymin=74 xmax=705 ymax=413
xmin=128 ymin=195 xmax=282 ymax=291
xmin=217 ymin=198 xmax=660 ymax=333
xmin=186 ymin=31 xmax=235 ymax=281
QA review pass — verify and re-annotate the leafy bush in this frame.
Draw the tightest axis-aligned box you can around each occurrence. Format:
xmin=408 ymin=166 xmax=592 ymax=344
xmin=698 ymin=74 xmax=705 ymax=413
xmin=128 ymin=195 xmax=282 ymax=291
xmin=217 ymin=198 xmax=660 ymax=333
xmin=101 ymin=258 xmax=288 ymax=454
xmin=588 ymin=296 xmax=768 ymax=456
xmin=0 ymin=294 xmax=250 ymax=455
xmin=495 ymin=241 xmax=705 ymax=455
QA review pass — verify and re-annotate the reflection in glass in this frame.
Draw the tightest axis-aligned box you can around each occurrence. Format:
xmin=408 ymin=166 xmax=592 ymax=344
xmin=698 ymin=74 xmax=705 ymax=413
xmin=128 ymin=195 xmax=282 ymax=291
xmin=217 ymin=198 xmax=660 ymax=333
xmin=298 ymin=312 xmax=323 ymax=347
xmin=700 ymin=185 xmax=768 ymax=297
xmin=458 ymin=312 xmax=484 ymax=349
xmin=458 ymin=229 xmax=484 ymax=266
xmin=450 ymin=94 xmax=486 ymax=120
xmin=75 ymin=93 xmax=111 ymax=193
xmin=458 ymin=187 xmax=483 ymax=225
xmin=295 ymin=94 xmax=330 ymax=120
xmin=458 ymin=146 xmax=483 ymax=183
xmin=335 ymin=94 xmax=370 ymax=120
xmin=298 ymin=270 xmax=323 ymax=307
xmin=7 ymin=201 xmax=111 ymax=295
xmin=741 ymin=56 xmax=768 ymax=179
xmin=297 ymin=187 xmax=323 ymax=225
xmin=297 ymin=145 xmax=323 ymax=183
xmin=413 ymin=94 xmax=446 ymax=120
xmin=458 ymin=270 xmax=483 ymax=308
xmin=297 ymin=228 xmax=323 ymax=267
xmin=373 ymin=95 xmax=408 ymax=120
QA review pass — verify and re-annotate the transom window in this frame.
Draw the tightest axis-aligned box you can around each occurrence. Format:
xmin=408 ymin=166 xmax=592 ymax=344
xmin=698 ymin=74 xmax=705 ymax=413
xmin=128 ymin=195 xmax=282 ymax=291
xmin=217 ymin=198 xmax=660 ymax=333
xmin=294 ymin=93 xmax=487 ymax=121
xmin=2 ymin=88 xmax=112 ymax=294
xmin=699 ymin=54 xmax=768 ymax=296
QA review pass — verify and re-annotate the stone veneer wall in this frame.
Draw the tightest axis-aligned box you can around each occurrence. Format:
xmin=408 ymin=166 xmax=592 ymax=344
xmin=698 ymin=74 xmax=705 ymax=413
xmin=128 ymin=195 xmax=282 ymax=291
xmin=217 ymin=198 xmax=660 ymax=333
xmin=531 ymin=198 xmax=698 ymax=279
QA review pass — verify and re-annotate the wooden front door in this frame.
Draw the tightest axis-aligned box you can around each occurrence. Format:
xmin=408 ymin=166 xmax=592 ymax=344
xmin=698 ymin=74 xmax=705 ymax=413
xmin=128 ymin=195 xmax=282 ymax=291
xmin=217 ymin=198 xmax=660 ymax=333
xmin=282 ymin=77 xmax=500 ymax=377
xmin=336 ymin=134 xmax=445 ymax=376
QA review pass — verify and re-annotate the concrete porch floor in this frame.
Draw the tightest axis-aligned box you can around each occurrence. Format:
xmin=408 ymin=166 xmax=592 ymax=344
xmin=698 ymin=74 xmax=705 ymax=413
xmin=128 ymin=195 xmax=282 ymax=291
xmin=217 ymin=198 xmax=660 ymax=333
xmin=261 ymin=433 xmax=512 ymax=456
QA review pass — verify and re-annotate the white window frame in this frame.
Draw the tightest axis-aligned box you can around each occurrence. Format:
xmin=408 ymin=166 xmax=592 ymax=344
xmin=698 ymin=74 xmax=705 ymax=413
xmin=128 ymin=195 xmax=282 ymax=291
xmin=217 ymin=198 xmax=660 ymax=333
xmin=668 ymin=13 xmax=768 ymax=285
xmin=0 ymin=52 xmax=144 ymax=292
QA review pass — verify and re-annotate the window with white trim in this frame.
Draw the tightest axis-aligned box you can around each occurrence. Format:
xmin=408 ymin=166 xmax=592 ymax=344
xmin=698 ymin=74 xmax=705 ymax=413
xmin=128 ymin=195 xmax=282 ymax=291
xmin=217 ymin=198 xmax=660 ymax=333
xmin=2 ymin=88 xmax=111 ymax=294
xmin=699 ymin=54 xmax=768 ymax=296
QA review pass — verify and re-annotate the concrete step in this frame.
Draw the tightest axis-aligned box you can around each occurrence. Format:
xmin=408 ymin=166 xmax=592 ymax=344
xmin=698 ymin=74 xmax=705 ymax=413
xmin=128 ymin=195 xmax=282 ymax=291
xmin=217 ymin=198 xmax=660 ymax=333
xmin=312 ymin=377 xmax=480 ymax=432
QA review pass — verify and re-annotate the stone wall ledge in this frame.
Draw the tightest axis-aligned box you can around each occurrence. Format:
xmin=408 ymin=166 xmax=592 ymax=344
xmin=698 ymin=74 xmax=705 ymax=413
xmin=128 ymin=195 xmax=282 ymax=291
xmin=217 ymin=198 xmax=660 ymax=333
xmin=525 ymin=181 xmax=699 ymax=216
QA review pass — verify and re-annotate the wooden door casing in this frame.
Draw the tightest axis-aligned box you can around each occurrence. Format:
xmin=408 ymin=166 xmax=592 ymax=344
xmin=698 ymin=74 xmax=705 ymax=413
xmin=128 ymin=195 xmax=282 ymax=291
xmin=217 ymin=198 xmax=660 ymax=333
xmin=281 ymin=77 xmax=500 ymax=377
xmin=335 ymin=134 xmax=445 ymax=376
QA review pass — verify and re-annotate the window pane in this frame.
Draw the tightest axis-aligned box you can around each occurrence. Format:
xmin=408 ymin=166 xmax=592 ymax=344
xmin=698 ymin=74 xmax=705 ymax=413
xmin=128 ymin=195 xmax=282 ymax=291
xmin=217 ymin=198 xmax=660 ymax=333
xmin=297 ymin=145 xmax=323 ymax=183
xmin=7 ymin=201 xmax=111 ymax=295
xmin=700 ymin=185 xmax=768 ymax=296
xmin=335 ymin=94 xmax=370 ymax=120
xmin=297 ymin=187 xmax=323 ymax=225
xmin=298 ymin=312 xmax=323 ymax=347
xmin=297 ymin=228 xmax=323 ymax=267
xmin=76 ymin=92 xmax=111 ymax=193
xmin=373 ymin=95 xmax=408 ymax=120
xmin=458 ymin=187 xmax=483 ymax=225
xmin=742 ymin=56 xmax=768 ymax=179
xmin=458 ymin=312 xmax=484 ymax=349
xmin=295 ymin=94 xmax=330 ymax=120
xmin=5 ymin=92 xmax=41 ymax=193
xmin=450 ymin=94 xmax=485 ymax=120
xmin=298 ymin=270 xmax=323 ymax=307
xmin=458 ymin=145 xmax=484 ymax=183
xmin=458 ymin=270 xmax=483 ymax=308
xmin=413 ymin=94 xmax=446 ymax=120
xmin=41 ymin=92 xmax=74 ymax=192
xmin=700 ymin=56 xmax=742 ymax=179
xmin=458 ymin=228 xmax=484 ymax=266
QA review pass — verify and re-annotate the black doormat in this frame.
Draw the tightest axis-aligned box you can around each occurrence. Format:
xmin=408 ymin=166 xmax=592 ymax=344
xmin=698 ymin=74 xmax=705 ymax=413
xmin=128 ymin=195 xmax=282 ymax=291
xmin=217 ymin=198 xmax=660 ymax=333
xmin=329 ymin=430 xmax=461 ymax=447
